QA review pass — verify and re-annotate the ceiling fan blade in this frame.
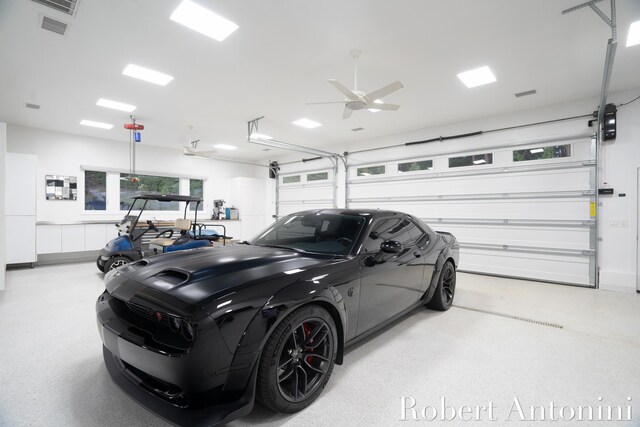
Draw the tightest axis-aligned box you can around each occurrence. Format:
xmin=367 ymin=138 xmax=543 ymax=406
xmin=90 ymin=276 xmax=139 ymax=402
xmin=305 ymin=101 xmax=347 ymax=105
xmin=369 ymin=103 xmax=400 ymax=111
xmin=328 ymin=79 xmax=359 ymax=101
xmin=196 ymin=150 xmax=218 ymax=156
xmin=366 ymin=81 xmax=404 ymax=102
xmin=342 ymin=107 xmax=353 ymax=119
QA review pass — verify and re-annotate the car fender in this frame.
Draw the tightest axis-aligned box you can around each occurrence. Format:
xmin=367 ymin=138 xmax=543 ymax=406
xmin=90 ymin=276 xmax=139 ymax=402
xmin=219 ymin=280 xmax=347 ymax=396
xmin=423 ymin=247 xmax=456 ymax=304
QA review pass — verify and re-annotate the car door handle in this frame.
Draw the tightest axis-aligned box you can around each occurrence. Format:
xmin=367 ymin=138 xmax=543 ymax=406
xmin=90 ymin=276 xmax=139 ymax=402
xmin=413 ymin=251 xmax=422 ymax=258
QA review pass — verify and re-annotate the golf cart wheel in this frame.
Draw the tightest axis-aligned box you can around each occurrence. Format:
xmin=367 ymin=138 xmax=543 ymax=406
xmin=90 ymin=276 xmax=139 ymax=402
xmin=96 ymin=257 xmax=104 ymax=272
xmin=104 ymin=256 xmax=130 ymax=271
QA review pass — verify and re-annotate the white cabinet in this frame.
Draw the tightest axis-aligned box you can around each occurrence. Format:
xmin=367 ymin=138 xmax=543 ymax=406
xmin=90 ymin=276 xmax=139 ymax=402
xmin=5 ymin=153 xmax=37 ymax=264
xmin=37 ymin=225 xmax=62 ymax=254
xmin=85 ymin=224 xmax=108 ymax=250
xmin=61 ymin=224 xmax=85 ymax=253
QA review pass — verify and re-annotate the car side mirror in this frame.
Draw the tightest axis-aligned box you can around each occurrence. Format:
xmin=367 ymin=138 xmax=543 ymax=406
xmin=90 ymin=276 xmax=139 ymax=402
xmin=380 ymin=240 xmax=402 ymax=254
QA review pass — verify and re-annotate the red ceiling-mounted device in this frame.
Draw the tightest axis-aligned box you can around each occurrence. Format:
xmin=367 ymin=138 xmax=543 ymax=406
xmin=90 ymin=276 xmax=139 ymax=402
xmin=124 ymin=123 xmax=144 ymax=131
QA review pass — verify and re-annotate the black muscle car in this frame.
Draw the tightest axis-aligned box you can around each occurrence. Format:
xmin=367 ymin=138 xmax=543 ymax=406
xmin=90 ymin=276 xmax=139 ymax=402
xmin=96 ymin=209 xmax=459 ymax=426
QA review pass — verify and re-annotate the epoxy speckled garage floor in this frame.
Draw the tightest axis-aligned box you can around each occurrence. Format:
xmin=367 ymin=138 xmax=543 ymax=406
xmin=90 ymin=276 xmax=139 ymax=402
xmin=1 ymin=262 xmax=639 ymax=426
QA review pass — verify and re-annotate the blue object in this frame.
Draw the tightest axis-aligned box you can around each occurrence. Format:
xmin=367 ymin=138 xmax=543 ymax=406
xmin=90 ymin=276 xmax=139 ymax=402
xmin=164 ymin=239 xmax=210 ymax=253
xmin=134 ymin=131 xmax=141 ymax=143
xmin=189 ymin=230 xmax=221 ymax=238
xmin=105 ymin=235 xmax=134 ymax=252
xmin=225 ymin=208 xmax=230 ymax=219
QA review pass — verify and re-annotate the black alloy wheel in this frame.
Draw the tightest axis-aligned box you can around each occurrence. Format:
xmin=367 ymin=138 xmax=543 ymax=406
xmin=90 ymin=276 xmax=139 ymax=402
xmin=427 ymin=260 xmax=456 ymax=311
xmin=257 ymin=305 xmax=337 ymax=413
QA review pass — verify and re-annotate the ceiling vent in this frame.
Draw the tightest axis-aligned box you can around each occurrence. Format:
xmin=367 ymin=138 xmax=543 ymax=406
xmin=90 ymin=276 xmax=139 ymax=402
xmin=26 ymin=103 xmax=41 ymax=110
xmin=40 ymin=15 xmax=68 ymax=35
xmin=31 ymin=0 xmax=78 ymax=16
xmin=515 ymin=89 xmax=537 ymax=98
xmin=351 ymin=127 xmax=364 ymax=132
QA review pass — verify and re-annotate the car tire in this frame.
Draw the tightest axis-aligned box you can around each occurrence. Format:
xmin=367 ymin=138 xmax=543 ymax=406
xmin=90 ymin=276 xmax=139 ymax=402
xmin=96 ymin=256 xmax=105 ymax=272
xmin=257 ymin=305 xmax=337 ymax=413
xmin=427 ymin=260 xmax=456 ymax=311
xmin=103 ymin=256 xmax=130 ymax=272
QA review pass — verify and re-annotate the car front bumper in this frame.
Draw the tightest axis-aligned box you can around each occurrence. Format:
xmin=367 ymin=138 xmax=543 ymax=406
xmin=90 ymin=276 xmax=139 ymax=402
xmin=97 ymin=292 xmax=257 ymax=427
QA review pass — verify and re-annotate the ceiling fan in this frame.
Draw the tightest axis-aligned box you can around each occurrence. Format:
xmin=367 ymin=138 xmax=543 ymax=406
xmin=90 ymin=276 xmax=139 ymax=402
xmin=306 ymin=50 xmax=404 ymax=119
xmin=182 ymin=126 xmax=217 ymax=158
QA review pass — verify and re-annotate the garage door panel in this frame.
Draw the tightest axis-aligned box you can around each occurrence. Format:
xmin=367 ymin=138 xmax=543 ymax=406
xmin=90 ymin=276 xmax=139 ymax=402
xmin=431 ymin=224 xmax=591 ymax=250
xmin=280 ymin=186 xmax=333 ymax=203
xmin=349 ymin=199 xmax=591 ymax=220
xmin=460 ymin=249 xmax=590 ymax=285
xmin=349 ymin=169 xmax=589 ymax=198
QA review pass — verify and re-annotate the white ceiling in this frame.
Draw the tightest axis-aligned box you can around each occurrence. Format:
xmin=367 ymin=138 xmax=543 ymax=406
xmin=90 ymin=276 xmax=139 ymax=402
xmin=1 ymin=0 xmax=639 ymax=162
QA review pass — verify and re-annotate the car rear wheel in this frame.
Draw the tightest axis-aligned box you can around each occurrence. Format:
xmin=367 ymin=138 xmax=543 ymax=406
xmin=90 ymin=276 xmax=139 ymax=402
xmin=104 ymin=256 xmax=129 ymax=272
xmin=257 ymin=305 xmax=337 ymax=413
xmin=427 ymin=260 xmax=456 ymax=311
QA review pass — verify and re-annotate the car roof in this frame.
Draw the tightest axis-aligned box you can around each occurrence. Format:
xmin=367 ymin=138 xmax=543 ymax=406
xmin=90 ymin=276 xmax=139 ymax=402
xmin=293 ymin=208 xmax=409 ymax=219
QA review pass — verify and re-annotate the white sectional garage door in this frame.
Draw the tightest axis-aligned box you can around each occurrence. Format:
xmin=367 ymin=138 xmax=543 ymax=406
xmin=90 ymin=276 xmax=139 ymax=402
xmin=347 ymin=134 xmax=596 ymax=286
xmin=278 ymin=167 xmax=336 ymax=217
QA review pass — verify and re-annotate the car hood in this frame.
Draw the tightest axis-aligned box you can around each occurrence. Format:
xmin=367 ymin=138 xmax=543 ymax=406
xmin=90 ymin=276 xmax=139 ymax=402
xmin=108 ymin=245 xmax=334 ymax=305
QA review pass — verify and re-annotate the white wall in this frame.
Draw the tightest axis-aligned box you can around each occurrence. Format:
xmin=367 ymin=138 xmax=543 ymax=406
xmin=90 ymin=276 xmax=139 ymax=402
xmin=274 ymin=88 xmax=640 ymax=293
xmin=0 ymin=122 xmax=6 ymax=291
xmin=6 ymin=124 xmax=271 ymax=239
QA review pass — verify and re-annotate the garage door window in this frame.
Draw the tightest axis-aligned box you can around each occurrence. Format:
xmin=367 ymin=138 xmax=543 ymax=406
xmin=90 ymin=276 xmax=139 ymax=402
xmin=513 ymin=144 xmax=571 ymax=162
xmin=449 ymin=153 xmax=493 ymax=168
xmin=357 ymin=165 xmax=385 ymax=176
xmin=307 ymin=172 xmax=329 ymax=182
xmin=283 ymin=175 xmax=301 ymax=184
xmin=398 ymin=160 xmax=433 ymax=173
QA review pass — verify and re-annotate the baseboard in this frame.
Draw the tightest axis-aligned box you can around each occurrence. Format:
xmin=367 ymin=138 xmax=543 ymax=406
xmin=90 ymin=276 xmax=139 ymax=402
xmin=36 ymin=250 xmax=100 ymax=265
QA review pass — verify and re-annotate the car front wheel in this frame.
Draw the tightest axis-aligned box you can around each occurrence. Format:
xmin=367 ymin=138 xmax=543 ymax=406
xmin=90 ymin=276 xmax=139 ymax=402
xmin=257 ymin=305 xmax=337 ymax=413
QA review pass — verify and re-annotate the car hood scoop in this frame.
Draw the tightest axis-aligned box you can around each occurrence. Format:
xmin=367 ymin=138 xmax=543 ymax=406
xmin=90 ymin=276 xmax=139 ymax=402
xmin=112 ymin=245 xmax=331 ymax=304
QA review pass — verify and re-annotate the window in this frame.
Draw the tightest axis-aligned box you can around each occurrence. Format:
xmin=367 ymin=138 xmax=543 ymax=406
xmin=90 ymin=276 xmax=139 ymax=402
xmin=513 ymin=144 xmax=571 ymax=162
xmin=357 ymin=165 xmax=385 ymax=176
xmin=251 ymin=213 xmax=366 ymax=255
xmin=120 ymin=173 xmax=179 ymax=210
xmin=283 ymin=175 xmax=301 ymax=184
xmin=398 ymin=160 xmax=433 ymax=173
xmin=189 ymin=179 xmax=204 ymax=211
xmin=307 ymin=172 xmax=329 ymax=181
xmin=85 ymin=170 xmax=106 ymax=210
xmin=449 ymin=153 xmax=493 ymax=168
xmin=362 ymin=217 xmax=424 ymax=253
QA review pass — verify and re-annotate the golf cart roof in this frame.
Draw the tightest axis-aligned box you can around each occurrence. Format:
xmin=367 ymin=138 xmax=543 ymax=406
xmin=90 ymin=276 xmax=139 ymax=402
xmin=133 ymin=194 xmax=202 ymax=203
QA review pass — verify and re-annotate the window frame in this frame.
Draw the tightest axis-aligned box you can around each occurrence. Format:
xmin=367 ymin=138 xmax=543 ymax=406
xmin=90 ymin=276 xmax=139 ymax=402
xmin=448 ymin=152 xmax=493 ymax=168
xmin=512 ymin=144 xmax=572 ymax=162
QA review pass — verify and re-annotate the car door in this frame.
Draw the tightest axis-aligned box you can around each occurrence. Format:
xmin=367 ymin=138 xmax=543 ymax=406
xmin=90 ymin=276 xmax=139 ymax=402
xmin=356 ymin=216 xmax=426 ymax=336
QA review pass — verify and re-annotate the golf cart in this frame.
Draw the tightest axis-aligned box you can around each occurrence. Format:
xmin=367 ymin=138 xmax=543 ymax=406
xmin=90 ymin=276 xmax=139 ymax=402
xmin=96 ymin=194 xmax=225 ymax=272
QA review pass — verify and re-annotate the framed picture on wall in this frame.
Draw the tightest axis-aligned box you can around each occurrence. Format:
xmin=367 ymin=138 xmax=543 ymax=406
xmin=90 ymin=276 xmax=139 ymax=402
xmin=45 ymin=175 xmax=77 ymax=200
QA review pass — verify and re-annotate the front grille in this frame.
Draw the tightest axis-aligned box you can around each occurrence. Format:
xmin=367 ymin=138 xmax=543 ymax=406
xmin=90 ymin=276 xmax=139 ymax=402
xmin=127 ymin=301 xmax=171 ymax=328
xmin=122 ymin=360 xmax=189 ymax=408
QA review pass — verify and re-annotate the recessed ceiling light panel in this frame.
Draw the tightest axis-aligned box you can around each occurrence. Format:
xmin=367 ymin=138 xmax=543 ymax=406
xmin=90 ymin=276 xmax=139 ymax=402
xmin=97 ymin=98 xmax=137 ymax=112
xmin=530 ymin=148 xmax=544 ymax=154
xmin=457 ymin=66 xmax=497 ymax=88
xmin=122 ymin=64 xmax=174 ymax=86
xmin=170 ymin=0 xmax=239 ymax=41
xmin=472 ymin=159 xmax=487 ymax=165
xmin=80 ymin=120 xmax=113 ymax=130
xmin=214 ymin=144 xmax=237 ymax=150
xmin=293 ymin=118 xmax=322 ymax=129
xmin=627 ymin=20 xmax=640 ymax=47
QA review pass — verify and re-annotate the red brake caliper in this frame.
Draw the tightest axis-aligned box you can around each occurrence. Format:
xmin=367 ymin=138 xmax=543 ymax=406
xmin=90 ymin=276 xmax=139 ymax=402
xmin=302 ymin=322 xmax=314 ymax=364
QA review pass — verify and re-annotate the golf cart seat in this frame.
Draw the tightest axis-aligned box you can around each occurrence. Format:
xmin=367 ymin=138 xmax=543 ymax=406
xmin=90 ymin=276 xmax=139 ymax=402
xmin=150 ymin=218 xmax=192 ymax=247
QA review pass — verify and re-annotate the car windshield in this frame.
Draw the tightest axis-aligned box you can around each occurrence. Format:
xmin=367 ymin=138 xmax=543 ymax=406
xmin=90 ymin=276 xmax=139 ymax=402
xmin=250 ymin=213 xmax=366 ymax=255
